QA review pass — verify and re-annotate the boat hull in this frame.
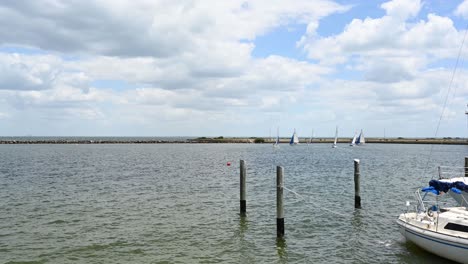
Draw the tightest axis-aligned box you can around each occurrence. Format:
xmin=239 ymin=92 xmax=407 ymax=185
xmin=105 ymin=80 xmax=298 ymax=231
xmin=397 ymin=219 xmax=468 ymax=264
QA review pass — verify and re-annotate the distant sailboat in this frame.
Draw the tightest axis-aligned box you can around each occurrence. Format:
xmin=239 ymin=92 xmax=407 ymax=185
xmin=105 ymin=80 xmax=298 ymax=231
xmin=289 ymin=129 xmax=299 ymax=145
xmin=355 ymin=129 xmax=365 ymax=145
xmin=332 ymin=126 xmax=338 ymax=148
xmin=308 ymin=130 xmax=314 ymax=145
xmin=273 ymin=127 xmax=280 ymax=148
xmin=350 ymin=131 xmax=357 ymax=146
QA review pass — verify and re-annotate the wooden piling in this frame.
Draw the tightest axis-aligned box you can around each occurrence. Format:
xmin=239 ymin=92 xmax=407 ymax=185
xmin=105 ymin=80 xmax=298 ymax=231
xmin=277 ymin=166 xmax=284 ymax=238
xmin=465 ymin=157 xmax=468 ymax=177
xmin=354 ymin=159 xmax=361 ymax=209
xmin=240 ymin=160 xmax=246 ymax=216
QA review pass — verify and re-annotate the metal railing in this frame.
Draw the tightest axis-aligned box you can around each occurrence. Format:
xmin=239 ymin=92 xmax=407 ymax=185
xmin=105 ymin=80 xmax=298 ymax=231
xmin=438 ymin=166 xmax=467 ymax=180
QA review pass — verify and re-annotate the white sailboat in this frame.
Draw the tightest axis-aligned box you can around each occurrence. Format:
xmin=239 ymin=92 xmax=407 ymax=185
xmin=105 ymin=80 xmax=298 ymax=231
xmin=350 ymin=131 xmax=357 ymax=146
xmin=397 ymin=173 xmax=468 ymax=263
xmin=355 ymin=129 xmax=365 ymax=145
xmin=397 ymin=106 xmax=468 ymax=262
xmin=273 ymin=127 xmax=280 ymax=148
xmin=332 ymin=126 xmax=338 ymax=148
xmin=289 ymin=129 xmax=299 ymax=145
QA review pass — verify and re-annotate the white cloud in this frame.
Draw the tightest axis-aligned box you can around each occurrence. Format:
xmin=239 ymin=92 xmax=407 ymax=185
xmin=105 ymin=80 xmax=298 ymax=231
xmin=0 ymin=112 xmax=9 ymax=119
xmin=380 ymin=0 xmax=421 ymax=20
xmin=298 ymin=0 xmax=461 ymax=66
xmin=455 ymin=0 xmax=468 ymax=18
xmin=0 ymin=0 xmax=466 ymax=137
xmin=0 ymin=53 xmax=61 ymax=90
xmin=0 ymin=0 xmax=347 ymax=58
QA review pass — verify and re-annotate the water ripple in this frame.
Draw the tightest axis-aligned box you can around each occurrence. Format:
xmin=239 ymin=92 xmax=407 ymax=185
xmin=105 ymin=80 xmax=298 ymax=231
xmin=0 ymin=143 xmax=465 ymax=263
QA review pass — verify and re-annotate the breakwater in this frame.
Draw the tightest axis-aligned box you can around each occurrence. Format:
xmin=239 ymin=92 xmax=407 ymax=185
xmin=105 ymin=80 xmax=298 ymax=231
xmin=0 ymin=137 xmax=466 ymax=145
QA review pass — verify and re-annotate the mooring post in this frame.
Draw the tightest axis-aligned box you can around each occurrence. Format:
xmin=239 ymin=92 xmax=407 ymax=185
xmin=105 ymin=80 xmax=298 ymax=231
xmin=240 ymin=160 xmax=246 ymax=216
xmin=277 ymin=166 xmax=284 ymax=238
xmin=354 ymin=159 xmax=361 ymax=209
xmin=465 ymin=157 xmax=468 ymax=177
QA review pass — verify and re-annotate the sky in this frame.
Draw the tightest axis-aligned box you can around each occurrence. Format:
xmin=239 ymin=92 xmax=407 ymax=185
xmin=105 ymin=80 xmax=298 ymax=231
xmin=0 ymin=0 xmax=468 ymax=138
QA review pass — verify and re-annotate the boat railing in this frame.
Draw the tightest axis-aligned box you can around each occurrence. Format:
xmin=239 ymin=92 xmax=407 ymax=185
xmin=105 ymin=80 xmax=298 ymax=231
xmin=414 ymin=188 xmax=461 ymax=213
xmin=438 ymin=166 xmax=466 ymax=180
xmin=414 ymin=188 xmax=426 ymax=213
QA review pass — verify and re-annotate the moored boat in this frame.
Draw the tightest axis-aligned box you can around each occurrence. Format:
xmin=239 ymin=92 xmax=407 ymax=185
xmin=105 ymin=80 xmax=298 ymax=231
xmin=397 ymin=174 xmax=468 ymax=263
xmin=397 ymin=204 xmax=468 ymax=263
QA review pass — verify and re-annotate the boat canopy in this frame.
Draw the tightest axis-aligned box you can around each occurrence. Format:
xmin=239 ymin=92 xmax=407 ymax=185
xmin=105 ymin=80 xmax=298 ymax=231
xmin=422 ymin=180 xmax=468 ymax=195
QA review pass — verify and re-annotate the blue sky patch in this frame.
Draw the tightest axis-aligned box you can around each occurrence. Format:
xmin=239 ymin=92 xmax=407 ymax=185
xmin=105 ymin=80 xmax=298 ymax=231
xmin=251 ymin=24 xmax=307 ymax=60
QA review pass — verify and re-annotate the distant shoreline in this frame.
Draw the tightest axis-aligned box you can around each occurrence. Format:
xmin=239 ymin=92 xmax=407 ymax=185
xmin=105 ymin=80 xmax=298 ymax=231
xmin=0 ymin=137 xmax=467 ymax=145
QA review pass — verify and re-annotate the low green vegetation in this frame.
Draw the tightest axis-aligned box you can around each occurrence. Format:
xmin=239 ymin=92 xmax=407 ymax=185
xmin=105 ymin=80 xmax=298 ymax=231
xmin=254 ymin=138 xmax=265 ymax=143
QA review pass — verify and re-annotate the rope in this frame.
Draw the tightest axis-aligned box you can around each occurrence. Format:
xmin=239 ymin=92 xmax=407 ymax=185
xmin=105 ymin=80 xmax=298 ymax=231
xmin=423 ymin=22 xmax=468 ymax=182
xmin=283 ymin=186 xmax=351 ymax=218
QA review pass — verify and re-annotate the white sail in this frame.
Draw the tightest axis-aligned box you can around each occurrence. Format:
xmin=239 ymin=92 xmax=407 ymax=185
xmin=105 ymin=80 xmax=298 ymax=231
xmin=273 ymin=127 xmax=280 ymax=147
xmin=290 ymin=129 xmax=299 ymax=145
xmin=350 ymin=131 xmax=357 ymax=146
xmin=332 ymin=126 xmax=338 ymax=148
xmin=356 ymin=129 xmax=365 ymax=145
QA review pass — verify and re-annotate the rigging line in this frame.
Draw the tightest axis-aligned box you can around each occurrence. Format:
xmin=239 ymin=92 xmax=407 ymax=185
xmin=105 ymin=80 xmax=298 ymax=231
xmin=283 ymin=186 xmax=350 ymax=218
xmin=422 ymin=22 xmax=468 ymax=182
xmin=466 ymin=104 xmax=468 ymax=138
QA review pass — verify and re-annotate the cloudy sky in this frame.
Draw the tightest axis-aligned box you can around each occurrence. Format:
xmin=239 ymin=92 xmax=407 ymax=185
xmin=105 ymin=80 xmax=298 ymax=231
xmin=0 ymin=0 xmax=467 ymax=138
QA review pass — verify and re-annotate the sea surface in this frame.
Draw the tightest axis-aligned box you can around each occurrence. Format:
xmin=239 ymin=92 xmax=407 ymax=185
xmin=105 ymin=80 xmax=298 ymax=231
xmin=0 ymin=143 xmax=467 ymax=263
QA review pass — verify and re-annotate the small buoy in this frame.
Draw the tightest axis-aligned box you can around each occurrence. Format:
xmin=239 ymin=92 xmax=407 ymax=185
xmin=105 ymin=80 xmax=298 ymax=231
xmin=227 ymin=162 xmax=231 ymax=166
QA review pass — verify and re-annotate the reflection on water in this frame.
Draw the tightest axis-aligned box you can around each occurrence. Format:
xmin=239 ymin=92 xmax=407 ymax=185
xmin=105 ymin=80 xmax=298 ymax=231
xmin=351 ymin=209 xmax=363 ymax=230
xmin=276 ymin=237 xmax=288 ymax=262
xmin=238 ymin=215 xmax=248 ymax=238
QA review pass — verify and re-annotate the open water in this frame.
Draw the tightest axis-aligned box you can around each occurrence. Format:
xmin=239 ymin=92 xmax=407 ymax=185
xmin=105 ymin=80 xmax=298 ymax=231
xmin=0 ymin=143 xmax=466 ymax=263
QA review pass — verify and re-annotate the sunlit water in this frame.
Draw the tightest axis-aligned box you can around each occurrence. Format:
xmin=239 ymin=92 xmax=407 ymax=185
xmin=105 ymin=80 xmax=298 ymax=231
xmin=0 ymin=143 xmax=466 ymax=263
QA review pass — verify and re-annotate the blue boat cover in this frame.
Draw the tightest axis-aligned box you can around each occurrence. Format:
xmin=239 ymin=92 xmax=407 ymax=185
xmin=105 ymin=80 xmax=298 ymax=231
xmin=422 ymin=180 xmax=468 ymax=195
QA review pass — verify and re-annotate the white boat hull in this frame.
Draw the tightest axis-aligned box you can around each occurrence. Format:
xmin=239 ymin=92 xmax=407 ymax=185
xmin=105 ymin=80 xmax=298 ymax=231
xmin=397 ymin=219 xmax=468 ymax=263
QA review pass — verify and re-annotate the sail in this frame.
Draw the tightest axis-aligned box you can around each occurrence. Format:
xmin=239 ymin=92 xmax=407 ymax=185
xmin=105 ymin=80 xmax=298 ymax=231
xmin=360 ymin=131 xmax=365 ymax=144
xmin=350 ymin=132 xmax=357 ymax=146
xmin=332 ymin=126 xmax=338 ymax=148
xmin=290 ymin=129 xmax=299 ymax=145
xmin=356 ymin=130 xmax=365 ymax=145
xmin=274 ymin=127 xmax=279 ymax=146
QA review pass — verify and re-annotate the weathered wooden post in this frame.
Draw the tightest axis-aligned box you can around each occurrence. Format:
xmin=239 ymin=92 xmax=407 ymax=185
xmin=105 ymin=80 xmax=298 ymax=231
xmin=277 ymin=166 xmax=285 ymax=238
xmin=465 ymin=157 xmax=468 ymax=177
xmin=354 ymin=159 xmax=361 ymax=209
xmin=240 ymin=160 xmax=246 ymax=216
